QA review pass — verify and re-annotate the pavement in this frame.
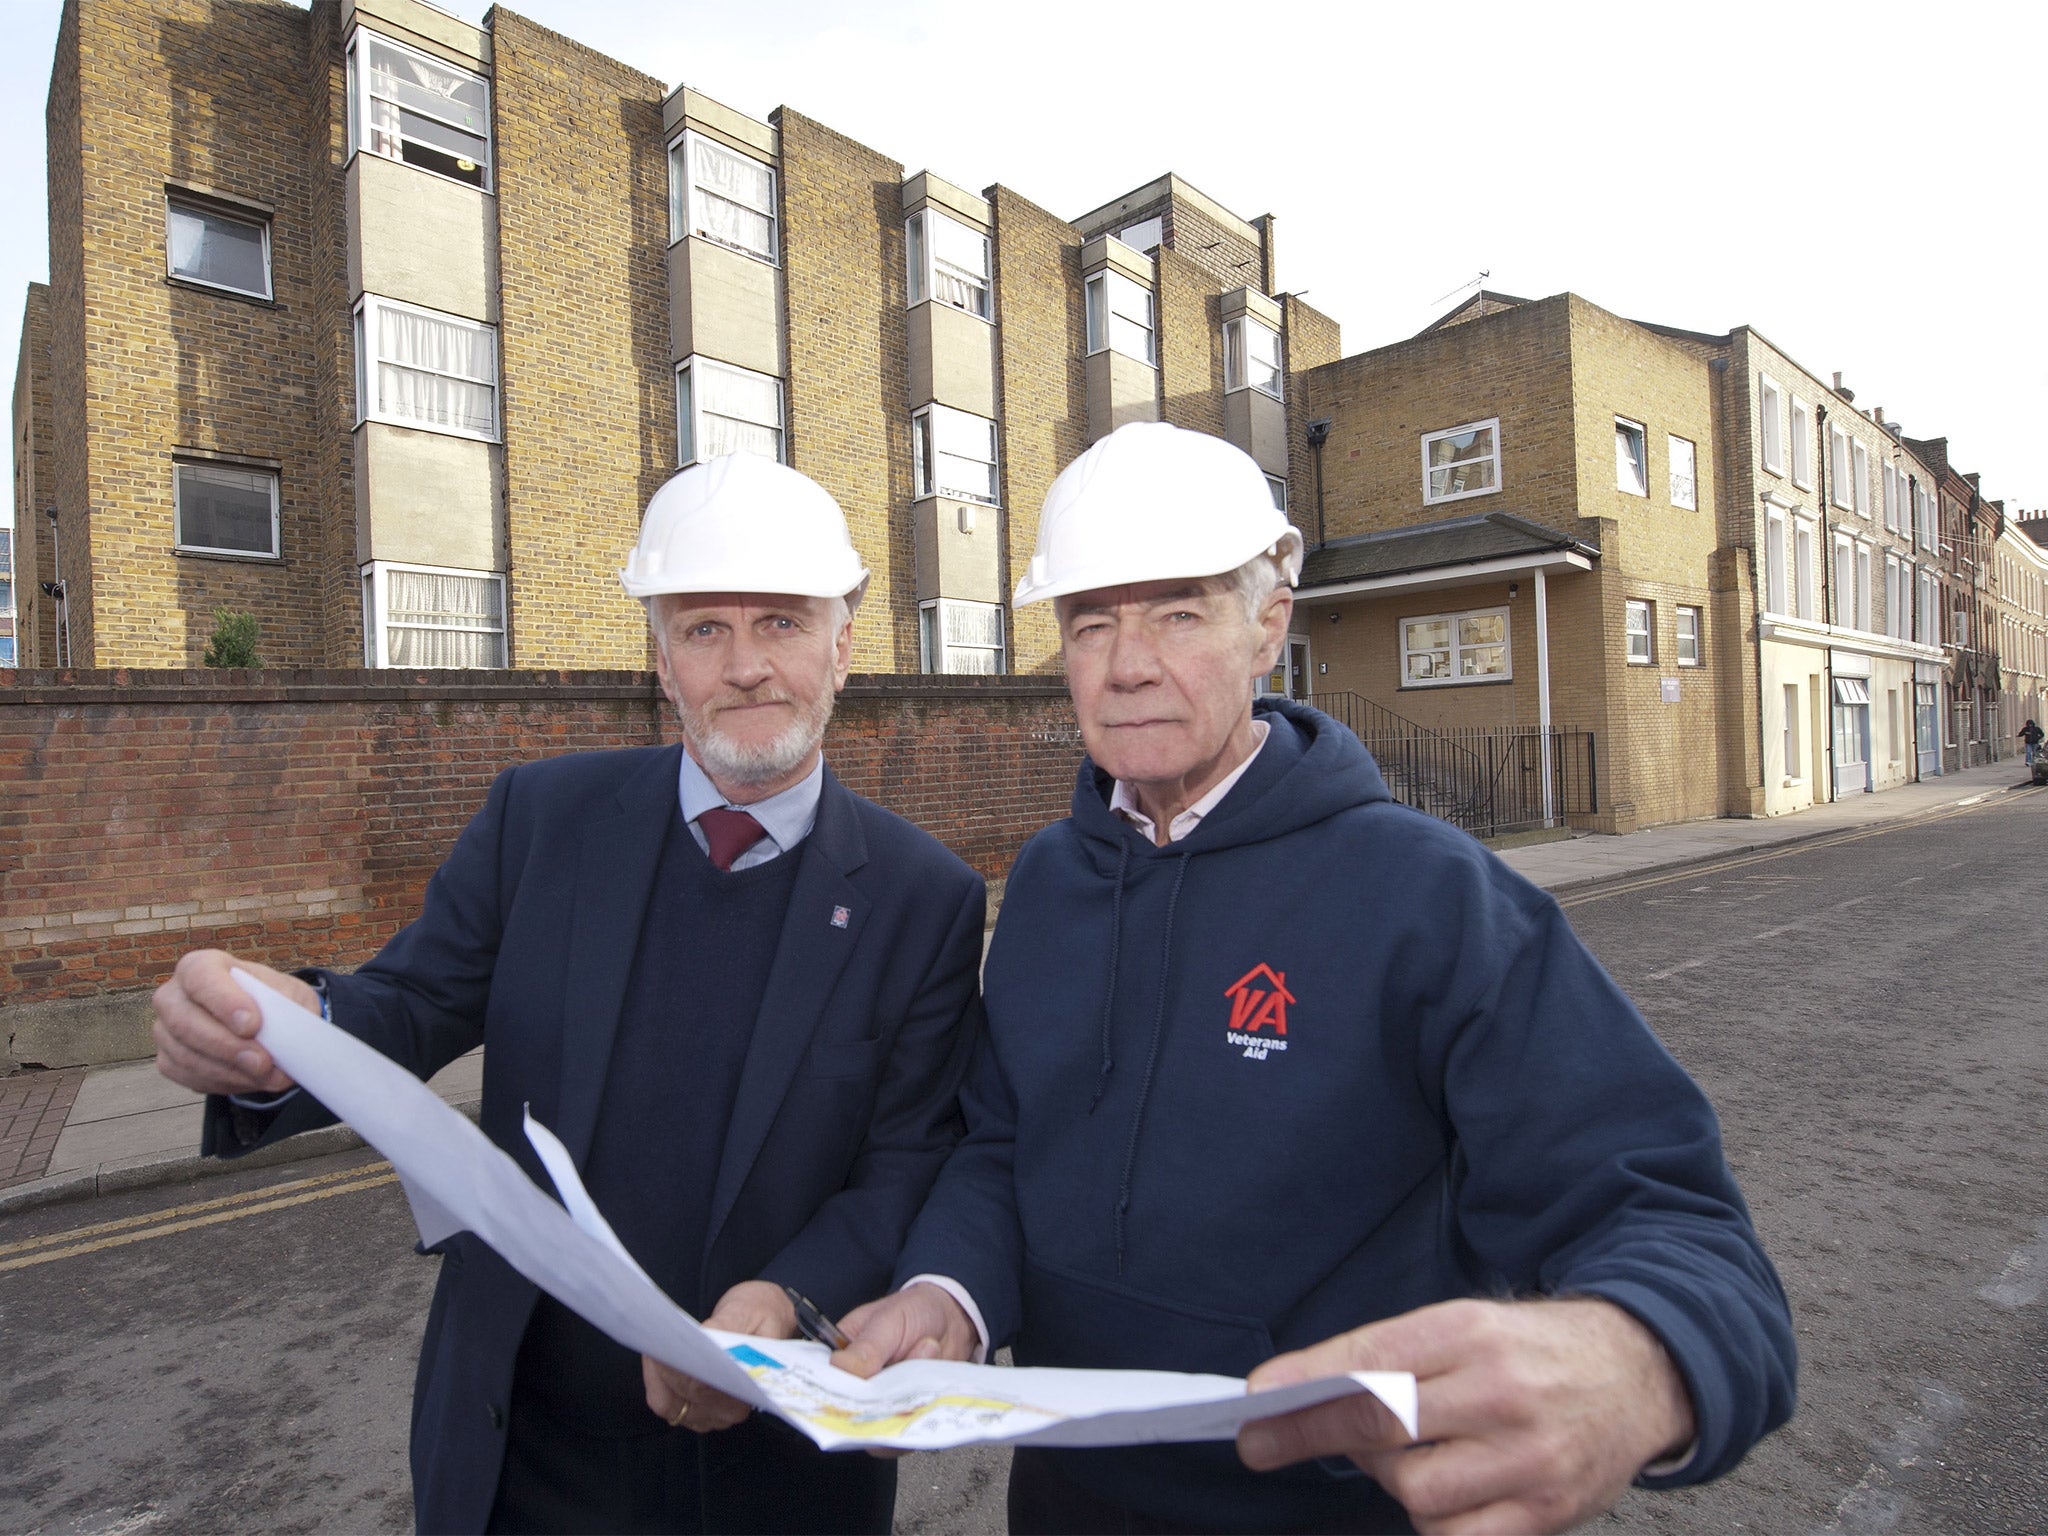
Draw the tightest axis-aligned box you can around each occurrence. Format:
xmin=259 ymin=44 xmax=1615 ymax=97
xmin=2 ymin=758 xmax=2033 ymax=1217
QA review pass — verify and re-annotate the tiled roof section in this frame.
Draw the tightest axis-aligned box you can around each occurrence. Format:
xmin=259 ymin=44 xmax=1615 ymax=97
xmin=1299 ymin=511 xmax=1600 ymax=587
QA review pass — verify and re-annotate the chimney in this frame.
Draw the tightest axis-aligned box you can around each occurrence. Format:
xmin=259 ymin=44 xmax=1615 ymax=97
xmin=1833 ymin=370 xmax=1855 ymax=404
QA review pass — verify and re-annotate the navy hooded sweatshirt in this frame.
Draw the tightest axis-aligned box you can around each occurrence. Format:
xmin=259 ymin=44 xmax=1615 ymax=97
xmin=896 ymin=699 xmax=1795 ymax=1533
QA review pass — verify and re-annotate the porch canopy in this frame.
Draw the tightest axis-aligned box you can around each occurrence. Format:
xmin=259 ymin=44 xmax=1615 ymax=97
xmin=1295 ymin=511 xmax=1599 ymax=826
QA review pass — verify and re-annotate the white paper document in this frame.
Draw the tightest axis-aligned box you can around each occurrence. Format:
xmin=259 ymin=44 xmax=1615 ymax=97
xmin=235 ymin=970 xmax=1417 ymax=1451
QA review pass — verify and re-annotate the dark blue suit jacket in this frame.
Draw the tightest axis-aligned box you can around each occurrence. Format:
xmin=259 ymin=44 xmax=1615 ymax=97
xmin=206 ymin=745 xmax=986 ymax=1532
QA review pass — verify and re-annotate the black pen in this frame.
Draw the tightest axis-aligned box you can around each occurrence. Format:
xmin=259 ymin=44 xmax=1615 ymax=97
xmin=782 ymin=1285 xmax=851 ymax=1351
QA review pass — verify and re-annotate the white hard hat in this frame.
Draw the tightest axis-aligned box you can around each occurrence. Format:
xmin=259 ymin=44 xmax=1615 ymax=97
xmin=1014 ymin=422 xmax=1304 ymax=606
xmin=620 ymin=454 xmax=870 ymax=602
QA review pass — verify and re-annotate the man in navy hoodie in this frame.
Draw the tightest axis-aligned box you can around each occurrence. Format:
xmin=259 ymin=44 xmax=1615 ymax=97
xmin=835 ymin=423 xmax=1795 ymax=1534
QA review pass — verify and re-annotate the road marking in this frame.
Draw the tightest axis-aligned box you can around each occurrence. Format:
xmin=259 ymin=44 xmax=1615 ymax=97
xmin=1750 ymin=923 xmax=1802 ymax=941
xmin=0 ymin=1167 xmax=397 ymax=1274
xmin=1642 ymin=957 xmax=1710 ymax=982
xmin=1978 ymin=1220 xmax=2048 ymax=1308
xmin=1815 ymin=1380 xmax=1965 ymax=1536
xmin=1560 ymin=787 xmax=2044 ymax=909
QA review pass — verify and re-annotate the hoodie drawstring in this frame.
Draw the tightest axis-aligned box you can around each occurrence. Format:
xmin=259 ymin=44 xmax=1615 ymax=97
xmin=1088 ymin=840 xmax=1131 ymax=1112
xmin=1113 ymin=851 xmax=1189 ymax=1277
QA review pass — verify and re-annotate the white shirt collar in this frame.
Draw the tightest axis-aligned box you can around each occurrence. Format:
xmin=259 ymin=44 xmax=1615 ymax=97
xmin=1110 ymin=719 xmax=1269 ymax=846
xmin=676 ymin=747 xmax=824 ymax=865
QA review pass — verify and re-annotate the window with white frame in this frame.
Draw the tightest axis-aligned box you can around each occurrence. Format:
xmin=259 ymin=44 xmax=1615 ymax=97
xmin=919 ymin=597 xmax=1005 ymax=674
xmin=669 ymin=131 xmax=777 ymax=262
xmin=354 ymin=294 xmax=498 ymax=441
xmin=1676 ymin=605 xmax=1701 ymax=666
xmin=1829 ymin=424 xmax=1854 ymax=510
xmin=166 ymin=196 xmax=271 ymax=300
xmin=1615 ymin=418 xmax=1648 ymax=497
xmin=1784 ymin=683 xmax=1801 ymax=777
xmin=906 ymin=207 xmax=989 ymax=318
xmin=1668 ymin=434 xmax=1697 ymax=510
xmin=174 ymin=461 xmax=279 ymax=558
xmin=1764 ymin=507 xmax=1787 ymax=614
xmin=912 ymin=403 xmax=998 ymax=504
xmin=1915 ymin=482 xmax=1936 ymax=551
xmin=1851 ymin=439 xmax=1871 ymax=518
xmin=1789 ymin=396 xmax=1812 ymax=488
xmin=1760 ymin=375 xmax=1784 ymax=473
xmin=1400 ymin=606 xmax=1509 ymax=686
xmin=1085 ymin=269 xmax=1155 ymax=364
xmin=1855 ymin=542 xmax=1872 ymax=631
xmin=676 ymin=356 xmax=783 ymax=465
xmin=1916 ymin=568 xmax=1937 ymax=645
xmin=1833 ymin=534 xmax=1853 ymax=627
xmin=1882 ymin=462 xmax=1899 ymax=531
xmin=1421 ymin=418 xmax=1500 ymax=504
xmin=347 ymin=30 xmax=490 ymax=189
xmin=1884 ymin=553 xmax=1902 ymax=638
xmin=1264 ymin=474 xmax=1287 ymax=512
xmin=1794 ymin=518 xmax=1817 ymax=620
xmin=1224 ymin=315 xmax=1283 ymax=398
xmin=362 ymin=560 xmax=506 ymax=668
xmin=1624 ymin=599 xmax=1653 ymax=663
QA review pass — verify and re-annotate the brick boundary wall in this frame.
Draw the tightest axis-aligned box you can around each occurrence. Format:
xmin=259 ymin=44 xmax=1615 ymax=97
xmin=0 ymin=670 xmax=1080 ymax=1063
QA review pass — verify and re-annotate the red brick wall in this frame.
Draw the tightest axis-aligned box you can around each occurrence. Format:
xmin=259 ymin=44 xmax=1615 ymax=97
xmin=0 ymin=671 xmax=1078 ymax=1007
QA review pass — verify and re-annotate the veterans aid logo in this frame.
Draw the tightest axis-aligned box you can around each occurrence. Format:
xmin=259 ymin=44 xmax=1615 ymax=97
xmin=1223 ymin=964 xmax=1294 ymax=1061
xmin=830 ymin=905 xmax=851 ymax=929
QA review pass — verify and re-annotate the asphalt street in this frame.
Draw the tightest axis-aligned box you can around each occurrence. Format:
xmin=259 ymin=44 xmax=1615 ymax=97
xmin=2 ymin=788 xmax=2043 ymax=1534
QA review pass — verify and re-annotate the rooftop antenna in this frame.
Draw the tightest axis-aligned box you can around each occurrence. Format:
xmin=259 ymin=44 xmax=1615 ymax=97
xmin=1427 ymin=269 xmax=1489 ymax=310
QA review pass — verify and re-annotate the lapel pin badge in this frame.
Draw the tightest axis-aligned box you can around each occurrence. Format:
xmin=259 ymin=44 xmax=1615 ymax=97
xmin=830 ymin=905 xmax=851 ymax=929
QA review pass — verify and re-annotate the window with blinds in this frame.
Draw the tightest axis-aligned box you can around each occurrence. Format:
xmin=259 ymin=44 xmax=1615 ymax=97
xmin=175 ymin=463 xmax=279 ymax=557
xmin=912 ymin=404 xmax=998 ymax=505
xmin=906 ymin=208 xmax=990 ymax=318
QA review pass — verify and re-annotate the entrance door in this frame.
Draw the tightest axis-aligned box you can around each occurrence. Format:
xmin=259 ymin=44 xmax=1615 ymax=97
xmin=1833 ymin=677 xmax=1871 ymax=796
xmin=1915 ymin=683 xmax=1941 ymax=778
xmin=1287 ymin=639 xmax=1312 ymax=702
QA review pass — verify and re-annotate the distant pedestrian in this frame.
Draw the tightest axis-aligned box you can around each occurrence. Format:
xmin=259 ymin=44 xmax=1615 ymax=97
xmin=2021 ymin=718 xmax=2044 ymax=765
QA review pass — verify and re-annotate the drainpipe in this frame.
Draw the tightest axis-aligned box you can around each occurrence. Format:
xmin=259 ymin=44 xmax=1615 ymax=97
xmin=1305 ymin=417 xmax=1331 ymax=549
xmin=1535 ymin=567 xmax=1554 ymax=826
xmin=1816 ymin=406 xmax=1838 ymax=801
xmin=44 ymin=504 xmax=69 ymax=669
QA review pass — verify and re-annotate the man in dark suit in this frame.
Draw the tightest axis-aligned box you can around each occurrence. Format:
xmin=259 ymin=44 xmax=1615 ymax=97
xmin=151 ymin=455 xmax=985 ymax=1535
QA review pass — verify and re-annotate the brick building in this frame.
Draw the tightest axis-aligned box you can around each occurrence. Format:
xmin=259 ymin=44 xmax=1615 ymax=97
xmin=1285 ymin=292 xmax=1725 ymax=833
xmin=14 ymin=0 xmax=1333 ymax=678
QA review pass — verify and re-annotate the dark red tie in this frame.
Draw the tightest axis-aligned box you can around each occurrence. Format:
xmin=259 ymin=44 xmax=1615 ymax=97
xmin=698 ymin=807 xmax=767 ymax=871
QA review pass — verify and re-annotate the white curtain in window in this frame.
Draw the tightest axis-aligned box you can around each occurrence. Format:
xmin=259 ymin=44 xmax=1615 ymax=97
xmin=386 ymin=569 xmax=503 ymax=668
xmin=692 ymin=139 xmax=774 ymax=253
xmin=698 ymin=362 xmax=778 ymax=426
xmin=701 ymin=415 xmax=780 ymax=460
xmin=377 ymin=305 xmax=495 ymax=435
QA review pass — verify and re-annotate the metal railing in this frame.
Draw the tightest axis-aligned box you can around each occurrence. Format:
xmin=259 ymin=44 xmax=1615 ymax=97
xmin=1306 ymin=692 xmax=1597 ymax=838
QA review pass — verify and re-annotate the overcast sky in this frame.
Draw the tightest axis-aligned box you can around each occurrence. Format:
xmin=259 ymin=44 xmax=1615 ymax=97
xmin=4 ymin=0 xmax=2044 ymax=537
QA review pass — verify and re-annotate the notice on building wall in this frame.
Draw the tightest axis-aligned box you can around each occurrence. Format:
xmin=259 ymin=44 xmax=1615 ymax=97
xmin=1661 ymin=678 xmax=1682 ymax=704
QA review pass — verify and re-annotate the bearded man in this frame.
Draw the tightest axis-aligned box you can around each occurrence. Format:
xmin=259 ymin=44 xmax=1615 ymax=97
xmin=151 ymin=455 xmax=986 ymax=1535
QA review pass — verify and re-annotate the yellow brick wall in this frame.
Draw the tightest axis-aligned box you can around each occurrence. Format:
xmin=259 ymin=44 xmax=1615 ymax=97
xmin=1156 ymin=247 xmax=1223 ymax=438
xmin=45 ymin=0 xmax=92 ymax=665
xmin=61 ymin=0 xmax=333 ymax=667
xmin=12 ymin=284 xmax=58 ymax=667
xmin=304 ymin=0 xmax=360 ymax=666
xmin=988 ymin=185 xmax=1086 ymax=676
xmin=1281 ymin=295 xmax=1340 ymax=535
xmin=776 ymin=110 xmax=914 ymax=672
xmin=1566 ymin=296 xmax=1722 ymax=827
xmin=491 ymin=11 xmax=671 ymax=669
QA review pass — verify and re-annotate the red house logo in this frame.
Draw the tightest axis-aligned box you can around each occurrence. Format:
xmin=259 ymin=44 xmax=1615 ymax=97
xmin=1223 ymin=965 xmax=1295 ymax=1060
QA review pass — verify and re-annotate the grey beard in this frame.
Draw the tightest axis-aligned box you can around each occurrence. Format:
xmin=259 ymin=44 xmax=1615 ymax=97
xmin=679 ymin=689 xmax=834 ymax=789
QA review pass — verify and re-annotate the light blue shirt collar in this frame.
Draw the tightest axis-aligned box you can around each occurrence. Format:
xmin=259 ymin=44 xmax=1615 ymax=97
xmin=676 ymin=747 xmax=824 ymax=869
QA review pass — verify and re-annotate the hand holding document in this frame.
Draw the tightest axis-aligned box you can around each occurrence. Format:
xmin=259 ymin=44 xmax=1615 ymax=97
xmin=233 ymin=971 xmax=1417 ymax=1452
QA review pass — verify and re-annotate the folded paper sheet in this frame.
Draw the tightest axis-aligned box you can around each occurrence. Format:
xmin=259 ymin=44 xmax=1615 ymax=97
xmin=236 ymin=970 xmax=1417 ymax=1452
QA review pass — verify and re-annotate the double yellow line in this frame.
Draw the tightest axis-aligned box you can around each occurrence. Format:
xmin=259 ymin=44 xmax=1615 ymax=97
xmin=0 ymin=1161 xmax=398 ymax=1274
